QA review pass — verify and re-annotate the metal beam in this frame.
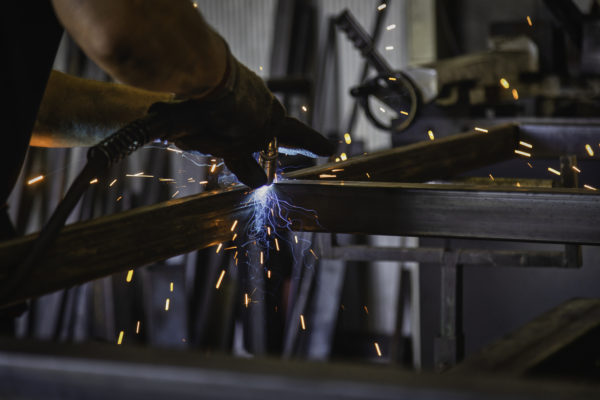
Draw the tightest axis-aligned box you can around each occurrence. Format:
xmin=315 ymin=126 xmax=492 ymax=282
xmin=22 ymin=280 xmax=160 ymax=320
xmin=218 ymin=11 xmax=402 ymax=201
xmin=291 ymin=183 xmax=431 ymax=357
xmin=326 ymin=246 xmax=567 ymax=268
xmin=285 ymin=123 xmax=519 ymax=181
xmin=1 ymin=181 xmax=598 ymax=306
xmin=276 ymin=181 xmax=600 ymax=245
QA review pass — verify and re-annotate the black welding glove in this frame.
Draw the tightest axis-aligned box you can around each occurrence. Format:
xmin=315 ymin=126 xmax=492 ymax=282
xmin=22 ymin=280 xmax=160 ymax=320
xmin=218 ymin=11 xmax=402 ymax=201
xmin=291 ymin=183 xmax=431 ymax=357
xmin=150 ymin=45 xmax=334 ymax=188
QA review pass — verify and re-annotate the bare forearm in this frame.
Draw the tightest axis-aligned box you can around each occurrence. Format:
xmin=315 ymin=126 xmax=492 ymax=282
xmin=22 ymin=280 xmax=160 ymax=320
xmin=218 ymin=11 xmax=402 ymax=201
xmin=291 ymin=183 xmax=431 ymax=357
xmin=31 ymin=70 xmax=172 ymax=147
xmin=51 ymin=0 xmax=227 ymax=98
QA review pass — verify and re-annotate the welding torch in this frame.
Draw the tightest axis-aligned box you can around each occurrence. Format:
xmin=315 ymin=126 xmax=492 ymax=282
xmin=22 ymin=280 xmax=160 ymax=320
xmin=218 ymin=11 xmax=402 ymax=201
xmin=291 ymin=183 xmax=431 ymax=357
xmin=259 ymin=137 xmax=278 ymax=184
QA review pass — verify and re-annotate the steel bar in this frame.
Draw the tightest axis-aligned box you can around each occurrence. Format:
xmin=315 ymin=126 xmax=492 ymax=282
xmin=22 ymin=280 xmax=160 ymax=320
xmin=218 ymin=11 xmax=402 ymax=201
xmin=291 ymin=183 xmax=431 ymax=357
xmin=452 ymin=298 xmax=600 ymax=376
xmin=1 ymin=181 xmax=598 ymax=306
xmin=276 ymin=181 xmax=600 ymax=245
xmin=1 ymin=338 xmax=599 ymax=400
xmin=0 ymin=186 xmax=251 ymax=306
xmin=327 ymin=246 xmax=567 ymax=268
xmin=285 ymin=123 xmax=519 ymax=181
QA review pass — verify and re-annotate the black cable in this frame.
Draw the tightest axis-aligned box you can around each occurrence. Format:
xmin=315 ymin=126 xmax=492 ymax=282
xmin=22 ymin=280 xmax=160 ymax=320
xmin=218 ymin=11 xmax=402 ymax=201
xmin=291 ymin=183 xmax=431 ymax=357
xmin=0 ymin=113 xmax=166 ymax=306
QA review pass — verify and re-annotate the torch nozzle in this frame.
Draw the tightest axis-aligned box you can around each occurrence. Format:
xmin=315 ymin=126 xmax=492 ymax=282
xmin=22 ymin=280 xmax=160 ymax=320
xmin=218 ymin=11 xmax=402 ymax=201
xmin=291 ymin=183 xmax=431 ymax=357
xmin=259 ymin=137 xmax=278 ymax=185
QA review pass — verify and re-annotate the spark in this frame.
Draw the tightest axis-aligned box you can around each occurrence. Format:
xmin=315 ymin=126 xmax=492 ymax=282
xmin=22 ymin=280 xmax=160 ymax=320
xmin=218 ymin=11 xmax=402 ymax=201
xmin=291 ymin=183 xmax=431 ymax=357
xmin=526 ymin=16 xmax=532 ymax=26
xmin=27 ymin=175 xmax=44 ymax=185
xmin=547 ymin=167 xmax=561 ymax=176
xmin=344 ymin=133 xmax=352 ymax=144
xmin=388 ymin=77 xmax=397 ymax=81
xmin=400 ymin=110 xmax=409 ymax=115
xmin=216 ymin=270 xmax=226 ymax=289
xmin=172 ymin=190 xmax=179 ymax=198
xmin=386 ymin=24 xmax=396 ymax=30
xmin=260 ymin=251 xmax=264 ymax=265
xmin=267 ymin=226 xmax=271 ymax=236
xmin=116 ymin=195 xmax=123 ymax=202
xmin=294 ymin=235 xmax=298 ymax=244
xmin=274 ymin=238 xmax=280 ymax=251
xmin=216 ymin=243 xmax=223 ymax=253
xmin=167 ymin=147 xmax=183 ymax=153
xmin=514 ymin=149 xmax=531 ymax=157
xmin=364 ymin=305 xmax=369 ymax=314
xmin=519 ymin=141 xmax=533 ymax=148
xmin=385 ymin=46 xmax=394 ymax=51
xmin=232 ymin=233 xmax=238 ymax=241
xmin=199 ymin=180 xmax=208 ymax=185
xmin=319 ymin=174 xmax=336 ymax=178
xmin=126 ymin=173 xmax=154 ymax=178
xmin=231 ymin=220 xmax=238 ymax=231
xmin=301 ymin=105 xmax=308 ymax=112
xmin=309 ymin=249 xmax=319 ymax=260
xmin=499 ymin=78 xmax=510 ymax=89
xmin=267 ymin=270 xmax=272 ymax=279
xmin=366 ymin=173 xmax=371 ymax=178
xmin=126 ymin=269 xmax=134 ymax=283
xmin=170 ymin=282 xmax=174 ymax=292
xmin=427 ymin=130 xmax=435 ymax=140
xmin=585 ymin=144 xmax=594 ymax=156
xmin=340 ymin=152 xmax=348 ymax=161
xmin=379 ymin=106 xmax=386 ymax=113
xmin=165 ymin=298 xmax=170 ymax=311
xmin=474 ymin=127 xmax=488 ymax=133
xmin=159 ymin=178 xmax=175 ymax=182
xmin=512 ymin=89 xmax=519 ymax=100
xmin=109 ymin=179 xmax=117 ymax=187
xmin=117 ymin=330 xmax=124 ymax=345
xmin=210 ymin=163 xmax=217 ymax=173
xmin=374 ymin=342 xmax=382 ymax=357
xmin=259 ymin=65 xmax=263 ymax=71
xmin=244 ymin=293 xmax=250 ymax=308
xmin=584 ymin=184 xmax=597 ymax=191
xmin=335 ymin=157 xmax=340 ymax=162
xmin=300 ymin=314 xmax=306 ymax=330
xmin=377 ymin=3 xmax=387 ymax=11
xmin=135 ymin=321 xmax=140 ymax=334
xmin=572 ymin=166 xmax=581 ymax=173
xmin=516 ymin=182 xmax=521 ymax=187
xmin=332 ymin=169 xmax=344 ymax=172
xmin=527 ymin=162 xmax=533 ymax=168
xmin=489 ymin=174 xmax=495 ymax=181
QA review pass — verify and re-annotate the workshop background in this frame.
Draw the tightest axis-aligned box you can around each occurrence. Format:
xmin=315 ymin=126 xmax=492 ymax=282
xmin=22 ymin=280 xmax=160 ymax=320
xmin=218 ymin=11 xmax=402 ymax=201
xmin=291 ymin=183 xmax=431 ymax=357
xmin=3 ymin=0 xmax=600 ymax=398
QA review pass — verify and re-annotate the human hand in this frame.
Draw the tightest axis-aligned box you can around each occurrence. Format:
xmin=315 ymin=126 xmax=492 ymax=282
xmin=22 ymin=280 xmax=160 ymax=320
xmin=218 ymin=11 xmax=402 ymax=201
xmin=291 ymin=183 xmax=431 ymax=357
xmin=150 ymin=48 xmax=333 ymax=188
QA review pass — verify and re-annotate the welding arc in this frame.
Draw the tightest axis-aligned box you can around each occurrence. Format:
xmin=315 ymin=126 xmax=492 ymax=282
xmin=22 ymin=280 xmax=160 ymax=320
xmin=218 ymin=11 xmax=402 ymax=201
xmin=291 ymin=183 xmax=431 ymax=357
xmin=0 ymin=113 xmax=166 ymax=306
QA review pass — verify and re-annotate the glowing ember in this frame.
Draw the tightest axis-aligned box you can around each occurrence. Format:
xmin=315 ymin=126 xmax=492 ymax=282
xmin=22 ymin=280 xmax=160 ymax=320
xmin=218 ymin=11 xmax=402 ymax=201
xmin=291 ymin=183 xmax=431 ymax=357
xmin=374 ymin=342 xmax=382 ymax=357
xmin=499 ymin=78 xmax=510 ymax=89
xmin=216 ymin=270 xmax=226 ymax=289
xmin=526 ymin=16 xmax=532 ymax=26
xmin=126 ymin=269 xmax=134 ymax=283
xmin=117 ymin=330 xmax=124 ymax=345
xmin=340 ymin=153 xmax=348 ymax=161
xmin=427 ymin=130 xmax=435 ymax=140
xmin=512 ymin=89 xmax=519 ymax=100
xmin=514 ymin=149 xmax=531 ymax=157
xmin=519 ymin=141 xmax=532 ymax=148
xmin=170 ymin=282 xmax=174 ymax=292
xmin=300 ymin=314 xmax=306 ymax=330
xmin=344 ymin=133 xmax=352 ymax=144
xmin=27 ymin=175 xmax=44 ymax=185
xmin=585 ymin=144 xmax=594 ymax=156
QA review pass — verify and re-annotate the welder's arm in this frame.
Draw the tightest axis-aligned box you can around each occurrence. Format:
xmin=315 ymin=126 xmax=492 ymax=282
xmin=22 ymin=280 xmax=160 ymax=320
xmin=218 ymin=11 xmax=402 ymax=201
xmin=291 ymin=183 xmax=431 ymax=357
xmin=50 ymin=0 xmax=226 ymax=98
xmin=51 ymin=0 xmax=334 ymax=187
xmin=31 ymin=70 xmax=173 ymax=147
